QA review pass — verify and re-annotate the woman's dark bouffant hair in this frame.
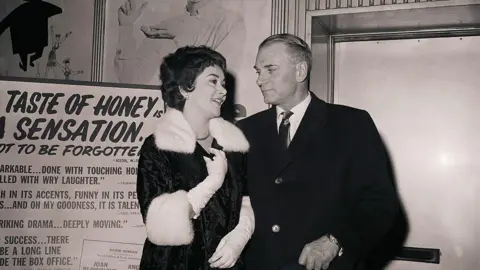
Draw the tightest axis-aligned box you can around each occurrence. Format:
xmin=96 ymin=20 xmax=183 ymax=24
xmin=160 ymin=46 xmax=227 ymax=111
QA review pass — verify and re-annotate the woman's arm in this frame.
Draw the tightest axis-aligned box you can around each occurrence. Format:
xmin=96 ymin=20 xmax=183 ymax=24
xmin=208 ymin=151 xmax=255 ymax=268
xmin=209 ymin=196 xmax=255 ymax=268
xmin=137 ymin=137 xmax=228 ymax=246
xmin=137 ymin=137 xmax=194 ymax=246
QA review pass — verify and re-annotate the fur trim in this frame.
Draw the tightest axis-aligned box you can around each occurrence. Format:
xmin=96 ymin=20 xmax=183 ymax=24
xmin=145 ymin=190 xmax=194 ymax=246
xmin=154 ymin=108 xmax=249 ymax=153
xmin=209 ymin=117 xmax=249 ymax=153
xmin=154 ymin=109 xmax=196 ymax=153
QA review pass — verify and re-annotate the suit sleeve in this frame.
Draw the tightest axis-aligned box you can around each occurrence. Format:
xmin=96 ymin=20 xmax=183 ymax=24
xmin=136 ymin=137 xmax=194 ymax=246
xmin=331 ymin=111 xmax=399 ymax=261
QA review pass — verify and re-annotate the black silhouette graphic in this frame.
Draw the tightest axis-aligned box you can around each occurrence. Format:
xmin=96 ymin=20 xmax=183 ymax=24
xmin=0 ymin=58 xmax=7 ymax=76
xmin=0 ymin=0 xmax=62 ymax=72
xmin=45 ymin=26 xmax=72 ymax=78
xmin=0 ymin=116 xmax=5 ymax=140
xmin=57 ymin=57 xmax=83 ymax=80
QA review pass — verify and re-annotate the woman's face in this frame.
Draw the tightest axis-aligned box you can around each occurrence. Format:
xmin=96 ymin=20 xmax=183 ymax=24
xmin=184 ymin=65 xmax=227 ymax=119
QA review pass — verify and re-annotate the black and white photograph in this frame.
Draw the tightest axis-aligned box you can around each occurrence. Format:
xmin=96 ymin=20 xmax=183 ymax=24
xmin=1 ymin=0 xmax=480 ymax=270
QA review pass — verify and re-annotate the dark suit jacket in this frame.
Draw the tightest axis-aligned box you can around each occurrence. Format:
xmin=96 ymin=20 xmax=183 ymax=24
xmin=237 ymin=93 xmax=399 ymax=270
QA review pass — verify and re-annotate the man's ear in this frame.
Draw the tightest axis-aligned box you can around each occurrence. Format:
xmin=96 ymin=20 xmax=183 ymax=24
xmin=295 ymin=61 xmax=308 ymax=83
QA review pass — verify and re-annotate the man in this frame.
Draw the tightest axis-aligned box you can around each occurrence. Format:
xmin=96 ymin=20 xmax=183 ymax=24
xmin=236 ymin=33 xmax=400 ymax=270
xmin=114 ymin=0 xmax=245 ymax=85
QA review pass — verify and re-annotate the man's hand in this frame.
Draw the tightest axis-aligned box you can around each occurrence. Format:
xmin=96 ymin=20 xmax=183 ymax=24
xmin=118 ymin=0 xmax=148 ymax=26
xmin=299 ymin=235 xmax=339 ymax=270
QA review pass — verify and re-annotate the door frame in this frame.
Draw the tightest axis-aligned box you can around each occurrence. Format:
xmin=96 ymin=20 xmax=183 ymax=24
xmin=303 ymin=0 xmax=480 ymax=264
xmin=327 ymin=35 xmax=480 ymax=266
xmin=304 ymin=0 xmax=480 ymax=103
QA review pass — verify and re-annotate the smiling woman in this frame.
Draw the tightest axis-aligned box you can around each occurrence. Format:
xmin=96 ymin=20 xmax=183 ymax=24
xmin=136 ymin=45 xmax=254 ymax=269
xmin=182 ymin=65 xmax=227 ymax=127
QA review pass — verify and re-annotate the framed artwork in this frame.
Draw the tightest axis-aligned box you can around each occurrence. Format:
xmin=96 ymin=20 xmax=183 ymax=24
xmin=101 ymin=0 xmax=272 ymax=116
xmin=0 ymin=0 xmax=271 ymax=117
xmin=103 ymin=0 xmax=252 ymax=85
xmin=0 ymin=0 xmax=95 ymax=82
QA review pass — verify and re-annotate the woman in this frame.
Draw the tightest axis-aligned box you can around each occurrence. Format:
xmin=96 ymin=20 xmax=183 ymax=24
xmin=137 ymin=46 xmax=254 ymax=270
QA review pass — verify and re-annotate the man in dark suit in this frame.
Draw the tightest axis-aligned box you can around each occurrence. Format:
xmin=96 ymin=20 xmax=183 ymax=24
xmin=236 ymin=33 xmax=400 ymax=270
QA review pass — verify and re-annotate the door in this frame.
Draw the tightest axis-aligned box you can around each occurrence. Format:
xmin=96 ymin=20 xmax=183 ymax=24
xmin=334 ymin=36 xmax=480 ymax=270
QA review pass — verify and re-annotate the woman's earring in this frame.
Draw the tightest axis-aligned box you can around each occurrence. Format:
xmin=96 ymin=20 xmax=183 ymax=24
xmin=180 ymin=88 xmax=189 ymax=100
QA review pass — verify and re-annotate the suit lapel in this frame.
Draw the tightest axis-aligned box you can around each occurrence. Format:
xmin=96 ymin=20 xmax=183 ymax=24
xmin=288 ymin=94 xmax=328 ymax=160
xmin=258 ymin=107 xmax=292 ymax=177
xmin=255 ymin=94 xmax=328 ymax=178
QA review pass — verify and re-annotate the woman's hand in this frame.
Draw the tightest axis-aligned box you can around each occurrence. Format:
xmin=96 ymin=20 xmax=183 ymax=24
xmin=206 ymin=148 xmax=227 ymax=175
xmin=188 ymin=148 xmax=229 ymax=218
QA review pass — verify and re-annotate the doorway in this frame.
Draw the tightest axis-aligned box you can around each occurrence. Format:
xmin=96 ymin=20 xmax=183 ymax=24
xmin=308 ymin=2 xmax=480 ymax=269
xmin=335 ymin=35 xmax=480 ymax=270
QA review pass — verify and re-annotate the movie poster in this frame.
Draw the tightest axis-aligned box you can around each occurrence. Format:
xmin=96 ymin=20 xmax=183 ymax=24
xmin=0 ymin=79 xmax=164 ymax=270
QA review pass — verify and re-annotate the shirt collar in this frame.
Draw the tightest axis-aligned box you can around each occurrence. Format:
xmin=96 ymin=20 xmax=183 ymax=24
xmin=276 ymin=92 xmax=311 ymax=121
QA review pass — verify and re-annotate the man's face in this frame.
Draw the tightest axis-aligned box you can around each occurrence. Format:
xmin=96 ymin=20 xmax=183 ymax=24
xmin=254 ymin=43 xmax=299 ymax=108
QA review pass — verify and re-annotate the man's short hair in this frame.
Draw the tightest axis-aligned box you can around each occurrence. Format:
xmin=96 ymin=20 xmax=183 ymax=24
xmin=259 ymin=33 xmax=312 ymax=75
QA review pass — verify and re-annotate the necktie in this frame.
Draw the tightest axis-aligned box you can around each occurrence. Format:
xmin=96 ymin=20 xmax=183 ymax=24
xmin=278 ymin=111 xmax=294 ymax=149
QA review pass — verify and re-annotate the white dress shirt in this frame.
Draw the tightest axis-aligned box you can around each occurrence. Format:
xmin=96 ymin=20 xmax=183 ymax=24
xmin=276 ymin=92 xmax=312 ymax=141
